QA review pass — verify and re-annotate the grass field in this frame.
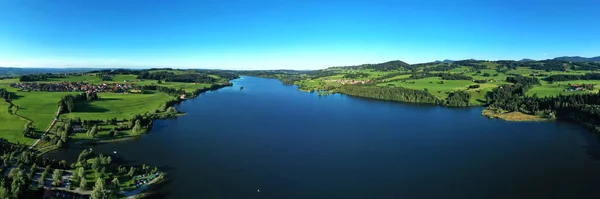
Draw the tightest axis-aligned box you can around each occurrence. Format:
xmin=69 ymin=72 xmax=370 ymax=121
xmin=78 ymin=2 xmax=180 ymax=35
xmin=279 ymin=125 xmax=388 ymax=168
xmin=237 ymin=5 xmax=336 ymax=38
xmin=526 ymin=80 xmax=600 ymax=97
xmin=0 ymin=101 xmax=34 ymax=144
xmin=62 ymin=92 xmax=174 ymax=120
xmin=377 ymin=77 xmax=476 ymax=99
xmin=10 ymin=90 xmax=70 ymax=133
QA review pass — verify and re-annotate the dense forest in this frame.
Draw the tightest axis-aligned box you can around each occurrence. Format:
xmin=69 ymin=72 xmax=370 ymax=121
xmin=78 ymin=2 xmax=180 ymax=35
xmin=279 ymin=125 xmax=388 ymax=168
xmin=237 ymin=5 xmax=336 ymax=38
xmin=338 ymin=85 xmax=441 ymax=104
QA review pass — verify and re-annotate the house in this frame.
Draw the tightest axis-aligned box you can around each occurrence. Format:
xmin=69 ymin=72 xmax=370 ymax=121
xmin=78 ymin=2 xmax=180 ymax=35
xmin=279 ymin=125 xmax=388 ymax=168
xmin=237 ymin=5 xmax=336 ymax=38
xmin=180 ymin=94 xmax=187 ymax=99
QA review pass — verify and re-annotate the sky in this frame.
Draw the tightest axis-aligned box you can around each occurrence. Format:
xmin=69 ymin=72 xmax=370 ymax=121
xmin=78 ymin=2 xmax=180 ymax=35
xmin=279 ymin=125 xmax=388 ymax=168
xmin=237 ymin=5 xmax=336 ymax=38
xmin=0 ymin=0 xmax=599 ymax=70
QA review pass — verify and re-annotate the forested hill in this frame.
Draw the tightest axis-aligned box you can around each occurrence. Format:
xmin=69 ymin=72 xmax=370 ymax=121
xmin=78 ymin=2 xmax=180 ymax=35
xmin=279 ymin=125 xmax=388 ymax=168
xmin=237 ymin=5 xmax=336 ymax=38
xmin=553 ymin=56 xmax=600 ymax=62
xmin=329 ymin=60 xmax=411 ymax=71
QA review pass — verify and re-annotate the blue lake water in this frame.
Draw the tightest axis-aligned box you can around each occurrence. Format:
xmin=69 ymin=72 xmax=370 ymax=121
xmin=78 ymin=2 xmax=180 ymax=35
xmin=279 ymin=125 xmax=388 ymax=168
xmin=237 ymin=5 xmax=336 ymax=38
xmin=47 ymin=76 xmax=600 ymax=199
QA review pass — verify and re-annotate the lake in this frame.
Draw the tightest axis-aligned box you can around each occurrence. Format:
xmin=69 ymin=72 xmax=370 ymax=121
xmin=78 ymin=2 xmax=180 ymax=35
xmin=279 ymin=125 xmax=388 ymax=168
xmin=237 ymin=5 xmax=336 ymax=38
xmin=46 ymin=76 xmax=600 ymax=199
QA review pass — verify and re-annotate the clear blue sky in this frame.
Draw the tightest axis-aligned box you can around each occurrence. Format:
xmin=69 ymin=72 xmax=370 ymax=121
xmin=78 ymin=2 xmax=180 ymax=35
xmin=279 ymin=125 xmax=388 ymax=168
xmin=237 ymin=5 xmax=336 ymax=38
xmin=0 ymin=0 xmax=599 ymax=70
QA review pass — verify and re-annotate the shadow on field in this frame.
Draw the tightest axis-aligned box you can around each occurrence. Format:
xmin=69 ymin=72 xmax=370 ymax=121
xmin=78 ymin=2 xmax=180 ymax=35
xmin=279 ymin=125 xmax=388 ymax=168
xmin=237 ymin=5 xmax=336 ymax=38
xmin=95 ymin=98 xmax=123 ymax=101
xmin=74 ymin=103 xmax=110 ymax=113
xmin=9 ymin=91 xmax=24 ymax=100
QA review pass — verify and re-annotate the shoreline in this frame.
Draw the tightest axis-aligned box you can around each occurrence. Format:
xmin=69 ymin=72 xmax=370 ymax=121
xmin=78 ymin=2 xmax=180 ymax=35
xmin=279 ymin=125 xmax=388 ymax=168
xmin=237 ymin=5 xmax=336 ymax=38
xmin=278 ymin=78 xmax=559 ymax=123
xmin=37 ymin=83 xmax=233 ymax=198
xmin=481 ymin=109 xmax=552 ymax=122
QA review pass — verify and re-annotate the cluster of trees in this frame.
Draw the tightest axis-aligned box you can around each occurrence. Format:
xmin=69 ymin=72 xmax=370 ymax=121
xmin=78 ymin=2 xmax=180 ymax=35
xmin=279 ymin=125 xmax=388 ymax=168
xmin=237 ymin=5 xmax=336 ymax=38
xmin=0 ymin=89 xmax=11 ymax=102
xmin=424 ymin=64 xmax=458 ymax=72
xmin=444 ymin=91 xmax=471 ymax=107
xmin=141 ymin=85 xmax=185 ymax=95
xmin=468 ymin=84 xmax=481 ymax=89
xmin=506 ymin=76 xmax=541 ymax=86
xmin=544 ymin=73 xmax=600 ymax=82
xmin=439 ymin=73 xmax=473 ymax=80
xmin=338 ymin=85 xmax=440 ymax=104
xmin=22 ymin=123 xmax=34 ymax=138
xmin=18 ymin=73 xmax=66 ymax=82
xmin=71 ymin=149 xmax=160 ymax=198
xmin=409 ymin=73 xmax=438 ymax=79
xmin=58 ymin=93 xmax=97 ymax=114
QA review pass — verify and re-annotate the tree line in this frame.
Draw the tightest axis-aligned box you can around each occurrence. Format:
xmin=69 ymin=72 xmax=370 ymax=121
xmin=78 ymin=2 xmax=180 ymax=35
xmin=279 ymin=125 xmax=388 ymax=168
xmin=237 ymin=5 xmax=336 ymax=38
xmin=137 ymin=71 xmax=220 ymax=83
xmin=338 ymin=85 xmax=441 ymax=104
xmin=18 ymin=73 xmax=65 ymax=82
xmin=544 ymin=73 xmax=600 ymax=82
xmin=486 ymin=82 xmax=600 ymax=134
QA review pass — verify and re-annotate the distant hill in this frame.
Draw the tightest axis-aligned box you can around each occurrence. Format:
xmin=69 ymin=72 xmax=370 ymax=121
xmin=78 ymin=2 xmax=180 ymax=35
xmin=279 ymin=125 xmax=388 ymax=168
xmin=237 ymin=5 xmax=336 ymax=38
xmin=434 ymin=59 xmax=455 ymax=63
xmin=0 ymin=67 xmax=102 ymax=77
xmin=553 ymin=56 xmax=600 ymax=62
xmin=330 ymin=60 xmax=410 ymax=71
xmin=519 ymin=59 xmax=536 ymax=62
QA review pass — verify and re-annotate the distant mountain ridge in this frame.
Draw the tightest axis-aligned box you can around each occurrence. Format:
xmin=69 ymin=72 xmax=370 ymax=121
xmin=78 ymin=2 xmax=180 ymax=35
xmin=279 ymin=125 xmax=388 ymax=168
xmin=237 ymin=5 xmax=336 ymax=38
xmin=553 ymin=56 xmax=600 ymax=62
xmin=434 ymin=59 xmax=455 ymax=63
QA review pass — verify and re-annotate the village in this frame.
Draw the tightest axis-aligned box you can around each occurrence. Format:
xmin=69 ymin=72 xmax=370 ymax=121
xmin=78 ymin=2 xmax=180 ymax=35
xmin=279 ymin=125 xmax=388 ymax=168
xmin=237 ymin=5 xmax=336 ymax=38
xmin=564 ymin=83 xmax=595 ymax=92
xmin=10 ymin=82 xmax=141 ymax=93
xmin=325 ymin=79 xmax=372 ymax=85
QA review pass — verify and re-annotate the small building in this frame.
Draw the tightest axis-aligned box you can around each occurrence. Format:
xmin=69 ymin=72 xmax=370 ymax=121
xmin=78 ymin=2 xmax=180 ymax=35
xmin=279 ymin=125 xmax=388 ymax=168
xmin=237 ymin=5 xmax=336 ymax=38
xmin=180 ymin=94 xmax=187 ymax=99
xmin=72 ymin=125 xmax=83 ymax=132
xmin=130 ymin=89 xmax=142 ymax=94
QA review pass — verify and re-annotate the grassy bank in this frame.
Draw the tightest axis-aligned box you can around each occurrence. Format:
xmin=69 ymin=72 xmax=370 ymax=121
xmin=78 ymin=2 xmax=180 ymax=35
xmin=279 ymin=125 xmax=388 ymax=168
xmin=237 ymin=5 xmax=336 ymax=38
xmin=481 ymin=109 xmax=551 ymax=122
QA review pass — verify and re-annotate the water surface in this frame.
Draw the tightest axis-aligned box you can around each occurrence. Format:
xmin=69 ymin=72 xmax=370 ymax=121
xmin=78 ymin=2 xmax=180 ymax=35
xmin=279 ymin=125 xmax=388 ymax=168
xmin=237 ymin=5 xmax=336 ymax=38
xmin=47 ymin=76 xmax=600 ymax=199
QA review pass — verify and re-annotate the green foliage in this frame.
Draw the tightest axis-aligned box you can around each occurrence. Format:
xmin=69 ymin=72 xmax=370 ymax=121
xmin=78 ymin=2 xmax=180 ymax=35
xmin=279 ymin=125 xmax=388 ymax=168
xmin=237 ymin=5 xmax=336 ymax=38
xmin=80 ymin=178 xmax=87 ymax=191
xmin=444 ymin=91 xmax=471 ymax=107
xmin=91 ymin=177 xmax=107 ymax=199
xmin=132 ymin=119 xmax=143 ymax=134
xmin=339 ymin=85 xmax=440 ymax=104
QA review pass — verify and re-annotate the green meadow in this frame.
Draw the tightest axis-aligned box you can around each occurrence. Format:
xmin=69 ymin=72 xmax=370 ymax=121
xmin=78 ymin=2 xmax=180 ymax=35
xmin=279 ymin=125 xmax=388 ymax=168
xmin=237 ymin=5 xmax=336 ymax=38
xmin=10 ymin=90 xmax=72 ymax=133
xmin=62 ymin=91 xmax=174 ymax=120
xmin=0 ymin=102 xmax=33 ymax=144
